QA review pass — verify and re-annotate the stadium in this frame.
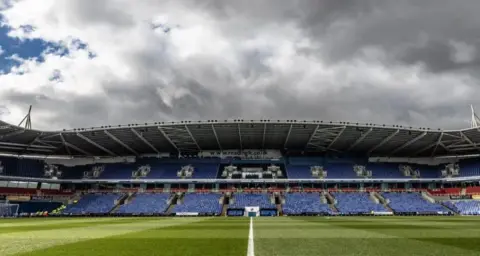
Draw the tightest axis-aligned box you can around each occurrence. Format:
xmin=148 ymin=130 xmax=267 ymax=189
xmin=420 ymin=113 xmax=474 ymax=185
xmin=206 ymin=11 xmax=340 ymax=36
xmin=1 ymin=112 xmax=480 ymax=255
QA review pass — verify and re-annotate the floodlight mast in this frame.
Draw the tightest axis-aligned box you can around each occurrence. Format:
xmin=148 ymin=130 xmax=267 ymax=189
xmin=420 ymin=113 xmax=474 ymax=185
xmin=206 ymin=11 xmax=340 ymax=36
xmin=471 ymin=105 xmax=480 ymax=129
xmin=18 ymin=105 xmax=32 ymax=129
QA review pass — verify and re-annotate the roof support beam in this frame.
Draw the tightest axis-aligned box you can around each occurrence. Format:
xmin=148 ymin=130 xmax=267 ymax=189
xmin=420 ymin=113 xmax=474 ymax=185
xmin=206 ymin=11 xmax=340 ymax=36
xmin=0 ymin=145 xmax=53 ymax=153
xmin=262 ymin=123 xmax=267 ymax=149
xmin=0 ymin=141 xmax=55 ymax=149
xmin=21 ymin=132 xmax=44 ymax=153
xmin=368 ymin=130 xmax=399 ymax=155
xmin=389 ymin=132 xmax=428 ymax=155
xmin=283 ymin=124 xmax=293 ymax=149
xmin=446 ymin=143 xmax=480 ymax=149
xmin=131 ymin=128 xmax=160 ymax=154
xmin=76 ymin=133 xmax=117 ymax=156
xmin=412 ymin=133 xmax=448 ymax=156
xmin=305 ymin=125 xmax=345 ymax=151
xmin=460 ymin=131 xmax=478 ymax=150
xmin=157 ymin=126 xmax=180 ymax=153
xmin=327 ymin=126 xmax=346 ymax=149
xmin=347 ymin=128 xmax=373 ymax=151
xmin=238 ymin=124 xmax=243 ymax=151
xmin=211 ymin=124 xmax=222 ymax=151
xmin=35 ymin=140 xmax=58 ymax=148
xmin=412 ymin=142 xmax=436 ymax=156
xmin=104 ymin=130 xmax=139 ymax=156
xmin=0 ymin=130 xmax=25 ymax=140
xmin=59 ymin=133 xmax=71 ymax=155
xmin=430 ymin=132 xmax=445 ymax=157
xmin=305 ymin=125 xmax=320 ymax=150
xmin=38 ymin=133 xmax=61 ymax=140
xmin=184 ymin=125 xmax=201 ymax=151
xmin=64 ymin=141 xmax=92 ymax=156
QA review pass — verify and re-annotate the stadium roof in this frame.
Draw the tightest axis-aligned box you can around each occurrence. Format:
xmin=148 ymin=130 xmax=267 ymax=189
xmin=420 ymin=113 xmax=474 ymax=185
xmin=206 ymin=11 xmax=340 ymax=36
xmin=1 ymin=119 xmax=480 ymax=158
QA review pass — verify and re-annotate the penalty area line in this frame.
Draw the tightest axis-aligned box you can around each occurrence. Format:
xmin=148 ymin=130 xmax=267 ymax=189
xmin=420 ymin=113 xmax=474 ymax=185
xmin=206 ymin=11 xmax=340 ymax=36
xmin=247 ymin=217 xmax=255 ymax=256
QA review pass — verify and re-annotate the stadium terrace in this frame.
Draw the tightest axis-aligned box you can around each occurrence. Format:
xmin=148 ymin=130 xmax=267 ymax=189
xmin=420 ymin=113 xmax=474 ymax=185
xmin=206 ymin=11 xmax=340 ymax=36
xmin=1 ymin=118 xmax=480 ymax=220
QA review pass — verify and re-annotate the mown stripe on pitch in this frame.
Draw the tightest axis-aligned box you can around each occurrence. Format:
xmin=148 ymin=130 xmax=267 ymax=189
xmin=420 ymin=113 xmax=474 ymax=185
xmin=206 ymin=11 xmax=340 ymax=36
xmin=0 ymin=217 xmax=207 ymax=255
xmin=0 ymin=218 xmax=149 ymax=234
xmin=0 ymin=218 xmax=125 ymax=228
xmin=253 ymin=217 xmax=479 ymax=256
xmin=17 ymin=218 xmax=250 ymax=256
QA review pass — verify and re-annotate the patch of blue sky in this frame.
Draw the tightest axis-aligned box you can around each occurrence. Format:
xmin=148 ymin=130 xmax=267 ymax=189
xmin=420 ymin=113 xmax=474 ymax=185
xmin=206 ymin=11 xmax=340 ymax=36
xmin=0 ymin=18 xmax=96 ymax=74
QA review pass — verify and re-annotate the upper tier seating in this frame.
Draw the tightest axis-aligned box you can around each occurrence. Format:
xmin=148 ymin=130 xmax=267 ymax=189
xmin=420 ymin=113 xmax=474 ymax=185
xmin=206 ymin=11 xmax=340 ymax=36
xmin=0 ymin=156 xmax=44 ymax=178
xmin=443 ymin=200 xmax=480 ymax=215
xmin=381 ymin=192 xmax=447 ymax=213
xmin=190 ymin=164 xmax=219 ymax=179
xmin=8 ymin=155 xmax=480 ymax=179
xmin=63 ymin=193 xmax=123 ymax=214
xmin=116 ymin=193 xmax=170 ymax=214
xmin=332 ymin=192 xmax=386 ymax=214
xmin=415 ymin=165 xmax=440 ymax=178
xmin=229 ymin=193 xmax=275 ymax=209
xmin=172 ymin=193 xmax=222 ymax=215
xmin=282 ymin=193 xmax=332 ymax=215
xmin=459 ymin=159 xmax=480 ymax=177
xmin=286 ymin=166 xmax=312 ymax=179
xmin=368 ymin=163 xmax=404 ymax=178
xmin=324 ymin=163 xmax=359 ymax=178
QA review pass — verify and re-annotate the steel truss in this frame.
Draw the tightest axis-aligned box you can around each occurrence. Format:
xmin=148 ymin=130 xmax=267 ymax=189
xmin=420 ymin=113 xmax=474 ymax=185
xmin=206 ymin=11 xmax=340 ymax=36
xmin=157 ymin=126 xmax=199 ymax=153
xmin=305 ymin=126 xmax=345 ymax=152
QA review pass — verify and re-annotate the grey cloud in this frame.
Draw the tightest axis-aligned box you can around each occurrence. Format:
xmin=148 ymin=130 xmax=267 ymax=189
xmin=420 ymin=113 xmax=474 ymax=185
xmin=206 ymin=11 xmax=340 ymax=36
xmin=63 ymin=0 xmax=134 ymax=28
xmin=3 ymin=0 xmax=480 ymax=131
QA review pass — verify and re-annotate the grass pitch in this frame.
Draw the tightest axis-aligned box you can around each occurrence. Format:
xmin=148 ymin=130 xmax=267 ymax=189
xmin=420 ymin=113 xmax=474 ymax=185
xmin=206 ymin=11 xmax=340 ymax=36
xmin=0 ymin=216 xmax=480 ymax=255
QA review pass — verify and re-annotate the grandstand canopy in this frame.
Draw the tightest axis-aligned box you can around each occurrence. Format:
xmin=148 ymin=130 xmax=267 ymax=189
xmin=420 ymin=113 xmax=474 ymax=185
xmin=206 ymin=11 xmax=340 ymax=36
xmin=1 ymin=119 xmax=480 ymax=157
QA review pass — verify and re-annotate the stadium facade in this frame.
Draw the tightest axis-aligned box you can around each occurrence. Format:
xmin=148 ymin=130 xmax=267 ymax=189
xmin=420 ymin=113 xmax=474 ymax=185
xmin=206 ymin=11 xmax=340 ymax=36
xmin=1 ymin=118 xmax=480 ymax=218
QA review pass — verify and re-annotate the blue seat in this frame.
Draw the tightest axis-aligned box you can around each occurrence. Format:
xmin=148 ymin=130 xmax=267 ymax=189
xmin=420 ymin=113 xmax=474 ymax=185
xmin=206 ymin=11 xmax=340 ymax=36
xmin=382 ymin=192 xmax=448 ymax=213
xmin=172 ymin=193 xmax=222 ymax=215
xmin=282 ymin=193 xmax=332 ymax=215
xmin=116 ymin=193 xmax=170 ymax=214
xmin=229 ymin=193 xmax=275 ymax=209
xmin=332 ymin=192 xmax=386 ymax=214
xmin=444 ymin=200 xmax=480 ymax=215
xmin=64 ymin=193 xmax=123 ymax=214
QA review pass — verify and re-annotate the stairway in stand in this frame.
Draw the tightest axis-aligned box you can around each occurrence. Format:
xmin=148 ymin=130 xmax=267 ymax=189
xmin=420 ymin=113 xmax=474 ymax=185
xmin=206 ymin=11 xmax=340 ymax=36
xmin=109 ymin=193 xmax=132 ymax=214
xmin=373 ymin=192 xmax=394 ymax=212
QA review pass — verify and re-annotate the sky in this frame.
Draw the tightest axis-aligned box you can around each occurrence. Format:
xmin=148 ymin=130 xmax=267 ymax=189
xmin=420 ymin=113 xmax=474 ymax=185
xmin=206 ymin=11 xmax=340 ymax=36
xmin=0 ymin=0 xmax=479 ymax=131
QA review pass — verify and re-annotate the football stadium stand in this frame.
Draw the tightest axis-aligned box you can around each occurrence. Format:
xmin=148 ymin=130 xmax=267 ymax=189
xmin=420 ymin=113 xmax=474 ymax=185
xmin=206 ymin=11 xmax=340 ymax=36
xmin=2 ymin=119 xmax=480 ymax=217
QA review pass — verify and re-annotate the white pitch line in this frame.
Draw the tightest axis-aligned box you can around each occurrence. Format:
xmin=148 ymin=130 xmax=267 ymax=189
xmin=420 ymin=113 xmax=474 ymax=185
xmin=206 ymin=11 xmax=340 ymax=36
xmin=247 ymin=217 xmax=255 ymax=256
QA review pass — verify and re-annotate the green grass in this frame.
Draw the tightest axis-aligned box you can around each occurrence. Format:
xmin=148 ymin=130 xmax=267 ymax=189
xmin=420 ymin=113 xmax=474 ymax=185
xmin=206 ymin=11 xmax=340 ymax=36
xmin=1 ymin=216 xmax=480 ymax=255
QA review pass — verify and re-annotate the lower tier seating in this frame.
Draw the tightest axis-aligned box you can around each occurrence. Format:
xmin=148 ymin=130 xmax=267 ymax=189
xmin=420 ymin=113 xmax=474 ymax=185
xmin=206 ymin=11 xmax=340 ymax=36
xmin=443 ymin=200 xmax=480 ymax=215
xmin=64 ymin=193 xmax=124 ymax=214
xmin=282 ymin=193 xmax=332 ymax=215
xmin=172 ymin=193 xmax=222 ymax=215
xmin=382 ymin=192 xmax=448 ymax=214
xmin=116 ymin=193 xmax=170 ymax=214
xmin=332 ymin=192 xmax=387 ymax=214
xmin=229 ymin=193 xmax=275 ymax=209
